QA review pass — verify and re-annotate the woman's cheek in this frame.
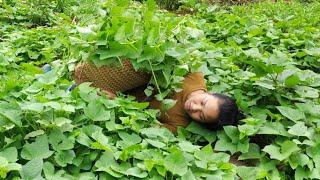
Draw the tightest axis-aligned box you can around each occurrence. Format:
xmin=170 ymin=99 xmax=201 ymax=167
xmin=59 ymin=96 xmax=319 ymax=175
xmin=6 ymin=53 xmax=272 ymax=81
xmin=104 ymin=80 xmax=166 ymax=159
xmin=191 ymin=112 xmax=201 ymax=121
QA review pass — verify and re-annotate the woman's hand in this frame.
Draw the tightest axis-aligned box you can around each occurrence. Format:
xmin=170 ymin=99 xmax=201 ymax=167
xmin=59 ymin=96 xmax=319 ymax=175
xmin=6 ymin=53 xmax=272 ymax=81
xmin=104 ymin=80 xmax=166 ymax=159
xmin=102 ymin=89 xmax=116 ymax=99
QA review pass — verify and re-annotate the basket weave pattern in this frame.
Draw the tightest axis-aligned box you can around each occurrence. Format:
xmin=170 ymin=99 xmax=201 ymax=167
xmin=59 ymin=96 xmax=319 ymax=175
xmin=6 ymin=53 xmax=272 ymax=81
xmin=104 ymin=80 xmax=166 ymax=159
xmin=74 ymin=60 xmax=151 ymax=93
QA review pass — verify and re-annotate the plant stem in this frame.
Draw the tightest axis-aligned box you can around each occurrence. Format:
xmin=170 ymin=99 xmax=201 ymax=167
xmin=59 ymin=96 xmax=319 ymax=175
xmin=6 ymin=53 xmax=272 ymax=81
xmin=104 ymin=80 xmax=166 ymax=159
xmin=147 ymin=59 xmax=162 ymax=97
xmin=116 ymin=57 xmax=123 ymax=67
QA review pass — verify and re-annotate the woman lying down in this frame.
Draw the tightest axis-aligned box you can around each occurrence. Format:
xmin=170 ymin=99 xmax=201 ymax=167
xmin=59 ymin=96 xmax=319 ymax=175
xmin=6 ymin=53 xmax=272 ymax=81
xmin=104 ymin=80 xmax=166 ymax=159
xmin=74 ymin=61 xmax=247 ymax=165
xmin=74 ymin=61 xmax=244 ymax=132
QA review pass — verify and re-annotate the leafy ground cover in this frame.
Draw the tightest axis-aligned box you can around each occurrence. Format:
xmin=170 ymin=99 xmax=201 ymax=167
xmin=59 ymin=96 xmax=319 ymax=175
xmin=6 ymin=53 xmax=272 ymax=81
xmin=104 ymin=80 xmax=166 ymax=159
xmin=0 ymin=0 xmax=320 ymax=179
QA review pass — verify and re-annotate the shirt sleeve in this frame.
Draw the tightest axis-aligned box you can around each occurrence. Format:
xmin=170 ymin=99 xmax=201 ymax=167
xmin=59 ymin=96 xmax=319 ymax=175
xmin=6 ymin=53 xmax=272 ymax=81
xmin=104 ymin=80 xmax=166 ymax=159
xmin=181 ymin=72 xmax=207 ymax=103
xmin=148 ymin=72 xmax=207 ymax=133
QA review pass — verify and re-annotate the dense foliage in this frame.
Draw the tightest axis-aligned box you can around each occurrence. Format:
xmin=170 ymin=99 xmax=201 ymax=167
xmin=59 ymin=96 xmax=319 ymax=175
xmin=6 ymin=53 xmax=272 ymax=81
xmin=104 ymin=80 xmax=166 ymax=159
xmin=0 ymin=0 xmax=320 ymax=179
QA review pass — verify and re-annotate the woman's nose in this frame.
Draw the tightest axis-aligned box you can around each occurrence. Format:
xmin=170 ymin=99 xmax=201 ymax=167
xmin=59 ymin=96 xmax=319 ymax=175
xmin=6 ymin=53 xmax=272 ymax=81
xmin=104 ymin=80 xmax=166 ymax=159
xmin=191 ymin=104 xmax=202 ymax=111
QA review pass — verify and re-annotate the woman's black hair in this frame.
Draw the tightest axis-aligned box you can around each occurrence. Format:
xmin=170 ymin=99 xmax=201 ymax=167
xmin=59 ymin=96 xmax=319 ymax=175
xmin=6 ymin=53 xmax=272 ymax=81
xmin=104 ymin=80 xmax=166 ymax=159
xmin=211 ymin=93 xmax=245 ymax=128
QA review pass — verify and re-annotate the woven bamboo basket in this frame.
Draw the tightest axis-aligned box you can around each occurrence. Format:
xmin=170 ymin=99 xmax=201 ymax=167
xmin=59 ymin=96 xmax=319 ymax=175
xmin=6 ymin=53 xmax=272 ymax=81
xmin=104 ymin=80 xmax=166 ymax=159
xmin=74 ymin=60 xmax=151 ymax=93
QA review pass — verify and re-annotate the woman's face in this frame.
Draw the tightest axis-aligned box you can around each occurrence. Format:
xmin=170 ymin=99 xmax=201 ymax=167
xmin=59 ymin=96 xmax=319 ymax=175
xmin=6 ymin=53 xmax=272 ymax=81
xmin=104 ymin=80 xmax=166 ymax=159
xmin=184 ymin=93 xmax=220 ymax=123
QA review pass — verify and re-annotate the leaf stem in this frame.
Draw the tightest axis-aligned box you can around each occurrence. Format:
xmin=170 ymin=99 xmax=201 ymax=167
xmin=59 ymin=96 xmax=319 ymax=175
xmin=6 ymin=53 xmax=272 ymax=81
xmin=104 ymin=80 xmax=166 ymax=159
xmin=172 ymin=17 xmax=186 ymax=33
xmin=116 ymin=57 xmax=123 ymax=67
xmin=147 ymin=60 xmax=162 ymax=97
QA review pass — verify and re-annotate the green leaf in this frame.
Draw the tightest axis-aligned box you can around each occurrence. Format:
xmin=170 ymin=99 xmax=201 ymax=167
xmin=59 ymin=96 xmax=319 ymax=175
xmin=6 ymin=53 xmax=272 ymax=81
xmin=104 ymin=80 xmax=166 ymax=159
xmin=295 ymin=86 xmax=319 ymax=99
xmin=118 ymin=132 xmax=141 ymax=145
xmin=25 ymin=130 xmax=45 ymax=140
xmin=238 ymin=124 xmax=259 ymax=139
xmin=147 ymin=27 xmax=159 ymax=46
xmin=144 ymin=159 xmax=155 ymax=172
xmin=84 ymin=100 xmax=111 ymax=121
xmin=263 ymin=141 xmax=300 ymax=161
xmin=276 ymin=106 xmax=305 ymax=122
xmin=178 ymin=141 xmax=201 ymax=153
xmin=43 ymin=162 xmax=54 ymax=179
xmin=126 ymin=167 xmax=148 ymax=178
xmin=295 ymin=166 xmax=311 ymax=180
xmin=304 ymin=48 xmax=320 ymax=56
xmin=98 ymin=47 xmax=124 ymax=60
xmin=254 ymin=80 xmax=275 ymax=90
xmin=186 ymin=122 xmax=216 ymax=142
xmin=237 ymin=166 xmax=258 ymax=180
xmin=164 ymin=150 xmax=188 ymax=176
xmin=140 ymin=127 xmax=175 ymax=142
xmin=244 ymin=48 xmax=262 ymax=59
xmin=48 ymin=128 xmax=75 ymax=151
xmin=0 ymin=53 xmax=9 ymax=66
xmin=288 ymin=122 xmax=308 ymax=137
xmin=114 ymin=24 xmax=127 ymax=43
xmin=185 ymin=27 xmax=204 ymax=38
xmin=285 ymin=75 xmax=300 ymax=88
xmin=223 ymin=126 xmax=239 ymax=143
xmin=36 ymin=70 xmax=59 ymax=85
xmin=161 ymin=99 xmax=176 ymax=112
xmin=91 ymin=130 xmax=113 ymax=152
xmin=238 ymin=143 xmax=262 ymax=160
xmin=62 ymin=104 xmax=75 ymax=112
xmin=27 ymin=51 xmax=40 ymax=60
xmin=208 ymin=74 xmax=220 ymax=83
xmin=76 ymin=26 xmax=95 ymax=35
xmin=0 ymin=147 xmax=18 ymax=162
xmin=44 ymin=101 xmax=62 ymax=110
xmin=146 ymin=139 xmax=166 ymax=148
xmin=289 ymin=153 xmax=309 ymax=169
xmin=20 ymin=103 xmax=44 ymax=112
xmin=0 ymin=156 xmax=8 ymax=168
xmin=263 ymin=144 xmax=284 ymax=161
xmin=21 ymin=135 xmax=54 ymax=160
xmin=258 ymin=121 xmax=290 ymax=136
xmin=165 ymin=47 xmax=187 ymax=60
xmin=110 ymin=161 xmax=131 ymax=176
xmin=144 ymin=86 xmax=154 ymax=97
xmin=295 ymin=102 xmax=320 ymax=117
xmin=54 ymin=150 xmax=76 ymax=167
xmin=214 ymin=133 xmax=237 ymax=154
xmin=95 ymin=151 xmax=116 ymax=172
xmin=6 ymin=163 xmax=21 ymax=172
xmin=181 ymin=170 xmax=196 ymax=180
xmin=194 ymin=144 xmax=214 ymax=162
xmin=20 ymin=158 xmax=43 ymax=180
xmin=0 ymin=102 xmax=22 ymax=127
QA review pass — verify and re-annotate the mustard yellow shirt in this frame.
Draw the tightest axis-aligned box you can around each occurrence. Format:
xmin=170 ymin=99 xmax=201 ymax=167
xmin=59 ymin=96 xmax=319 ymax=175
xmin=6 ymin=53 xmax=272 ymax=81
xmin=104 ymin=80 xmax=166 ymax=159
xmin=149 ymin=72 xmax=207 ymax=132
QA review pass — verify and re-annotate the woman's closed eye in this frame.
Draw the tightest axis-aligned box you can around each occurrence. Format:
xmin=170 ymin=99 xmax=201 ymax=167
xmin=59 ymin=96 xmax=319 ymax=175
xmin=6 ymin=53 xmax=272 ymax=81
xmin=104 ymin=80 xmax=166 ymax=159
xmin=202 ymin=98 xmax=208 ymax=107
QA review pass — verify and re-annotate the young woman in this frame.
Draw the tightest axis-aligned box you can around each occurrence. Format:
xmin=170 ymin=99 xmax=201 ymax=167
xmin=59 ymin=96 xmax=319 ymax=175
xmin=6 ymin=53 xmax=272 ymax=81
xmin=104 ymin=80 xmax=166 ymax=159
xmin=74 ymin=61 xmax=243 ymax=132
